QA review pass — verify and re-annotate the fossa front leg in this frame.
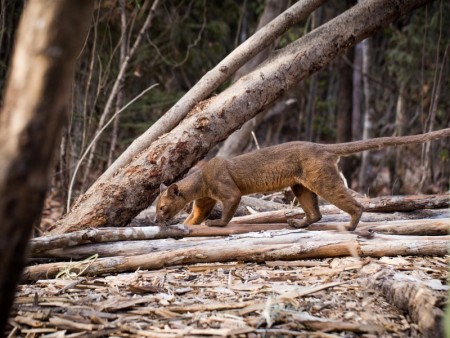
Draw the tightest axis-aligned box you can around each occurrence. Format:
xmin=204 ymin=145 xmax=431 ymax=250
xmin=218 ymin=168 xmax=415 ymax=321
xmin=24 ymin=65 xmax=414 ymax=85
xmin=205 ymin=196 xmax=241 ymax=227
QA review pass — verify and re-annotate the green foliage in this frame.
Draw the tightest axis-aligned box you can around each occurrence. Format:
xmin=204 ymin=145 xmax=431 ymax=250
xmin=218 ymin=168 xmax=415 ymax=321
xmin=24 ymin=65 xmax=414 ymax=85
xmin=439 ymin=148 xmax=449 ymax=162
xmin=385 ymin=2 xmax=450 ymax=91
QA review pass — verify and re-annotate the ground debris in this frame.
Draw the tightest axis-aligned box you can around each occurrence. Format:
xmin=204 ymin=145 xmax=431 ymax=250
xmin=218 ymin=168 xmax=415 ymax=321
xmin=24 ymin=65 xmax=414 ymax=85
xmin=7 ymin=256 xmax=447 ymax=337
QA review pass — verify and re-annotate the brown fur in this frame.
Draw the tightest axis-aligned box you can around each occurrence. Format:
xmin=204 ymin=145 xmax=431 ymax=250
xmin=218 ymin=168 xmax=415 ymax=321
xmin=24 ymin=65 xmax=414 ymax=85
xmin=156 ymin=128 xmax=450 ymax=230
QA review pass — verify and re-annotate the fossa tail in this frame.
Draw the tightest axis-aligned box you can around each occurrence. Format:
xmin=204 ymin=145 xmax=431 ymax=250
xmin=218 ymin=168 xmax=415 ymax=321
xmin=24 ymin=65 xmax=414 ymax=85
xmin=324 ymin=128 xmax=450 ymax=156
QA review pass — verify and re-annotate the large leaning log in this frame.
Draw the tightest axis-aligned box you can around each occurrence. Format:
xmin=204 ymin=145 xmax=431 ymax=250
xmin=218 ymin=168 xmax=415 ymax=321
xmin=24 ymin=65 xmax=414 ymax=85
xmin=24 ymin=231 xmax=450 ymax=281
xmin=365 ymin=269 xmax=445 ymax=338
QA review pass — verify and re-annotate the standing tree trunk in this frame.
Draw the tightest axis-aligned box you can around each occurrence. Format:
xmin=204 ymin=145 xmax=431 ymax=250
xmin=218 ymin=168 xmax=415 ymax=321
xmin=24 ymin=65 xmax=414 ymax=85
xmin=336 ymin=48 xmax=355 ymax=184
xmin=305 ymin=73 xmax=318 ymax=141
xmin=0 ymin=0 xmax=93 ymax=334
xmin=336 ymin=0 xmax=356 ymax=185
xmin=420 ymin=46 xmax=448 ymax=191
xmin=217 ymin=0 xmax=290 ymax=158
xmin=352 ymin=42 xmax=363 ymax=140
xmin=392 ymin=83 xmax=408 ymax=193
xmin=358 ymin=37 xmax=376 ymax=193
xmin=50 ymin=0 xmax=433 ymax=235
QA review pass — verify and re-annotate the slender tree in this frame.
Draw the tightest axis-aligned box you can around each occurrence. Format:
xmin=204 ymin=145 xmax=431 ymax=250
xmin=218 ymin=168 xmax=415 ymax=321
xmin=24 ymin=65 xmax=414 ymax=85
xmin=358 ymin=37 xmax=376 ymax=192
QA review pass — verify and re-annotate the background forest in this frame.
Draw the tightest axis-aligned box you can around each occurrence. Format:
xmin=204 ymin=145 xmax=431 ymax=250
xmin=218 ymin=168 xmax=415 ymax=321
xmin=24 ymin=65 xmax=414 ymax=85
xmin=1 ymin=0 xmax=449 ymax=218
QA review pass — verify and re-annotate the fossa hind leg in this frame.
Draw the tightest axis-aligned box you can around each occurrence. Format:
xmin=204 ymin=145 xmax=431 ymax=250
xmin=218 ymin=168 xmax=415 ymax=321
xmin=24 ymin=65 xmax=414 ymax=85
xmin=311 ymin=167 xmax=363 ymax=231
xmin=184 ymin=198 xmax=216 ymax=225
xmin=287 ymin=184 xmax=322 ymax=228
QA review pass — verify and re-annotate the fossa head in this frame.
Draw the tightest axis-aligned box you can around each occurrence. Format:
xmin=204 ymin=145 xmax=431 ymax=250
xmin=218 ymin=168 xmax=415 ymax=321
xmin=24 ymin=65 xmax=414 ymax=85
xmin=155 ymin=183 xmax=187 ymax=225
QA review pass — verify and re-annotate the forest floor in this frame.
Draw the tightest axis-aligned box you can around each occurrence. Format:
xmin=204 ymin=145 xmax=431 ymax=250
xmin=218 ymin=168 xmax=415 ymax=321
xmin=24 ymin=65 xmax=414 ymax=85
xmin=7 ymin=256 xmax=448 ymax=338
xmin=5 ymin=194 xmax=450 ymax=338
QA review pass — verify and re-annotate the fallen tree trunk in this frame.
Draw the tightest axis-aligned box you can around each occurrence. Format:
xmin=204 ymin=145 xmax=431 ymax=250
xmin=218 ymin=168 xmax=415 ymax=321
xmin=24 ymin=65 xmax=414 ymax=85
xmin=30 ymin=225 xmax=189 ymax=254
xmin=37 ymin=237 xmax=199 ymax=259
xmin=193 ymin=217 xmax=450 ymax=237
xmin=34 ymin=218 xmax=450 ymax=259
xmin=51 ymin=0 xmax=433 ymax=235
xmin=188 ymin=216 xmax=450 ymax=237
xmin=232 ymin=194 xmax=450 ymax=224
xmin=365 ymin=269 xmax=444 ymax=338
xmin=359 ymin=193 xmax=450 ymax=212
xmin=307 ymin=218 xmax=450 ymax=235
xmin=23 ymin=231 xmax=450 ymax=281
xmin=307 ymin=208 xmax=449 ymax=223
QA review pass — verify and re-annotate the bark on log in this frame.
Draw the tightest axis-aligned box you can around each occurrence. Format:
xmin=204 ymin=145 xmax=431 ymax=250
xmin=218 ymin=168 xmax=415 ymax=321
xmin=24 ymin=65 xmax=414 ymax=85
xmin=360 ymin=193 xmax=450 ymax=212
xmin=23 ymin=231 xmax=450 ymax=281
xmin=51 ymin=0 xmax=433 ymax=235
xmin=319 ymin=208 xmax=449 ymax=222
xmin=365 ymin=269 xmax=444 ymax=338
xmin=30 ymin=225 xmax=189 ymax=254
xmin=0 ymin=0 xmax=93 ymax=333
xmin=307 ymin=218 xmax=450 ymax=235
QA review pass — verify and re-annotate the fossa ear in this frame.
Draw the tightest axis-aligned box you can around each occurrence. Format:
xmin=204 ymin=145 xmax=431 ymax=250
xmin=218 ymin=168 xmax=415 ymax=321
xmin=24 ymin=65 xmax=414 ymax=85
xmin=167 ymin=184 xmax=181 ymax=197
